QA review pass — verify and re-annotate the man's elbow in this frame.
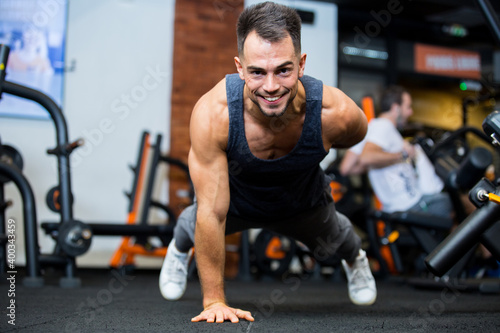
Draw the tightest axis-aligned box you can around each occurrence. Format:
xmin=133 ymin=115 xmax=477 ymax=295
xmin=349 ymin=120 xmax=367 ymax=148
xmin=358 ymin=154 xmax=372 ymax=169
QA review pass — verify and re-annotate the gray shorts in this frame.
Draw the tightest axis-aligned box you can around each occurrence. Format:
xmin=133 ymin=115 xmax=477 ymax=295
xmin=408 ymin=192 xmax=454 ymax=218
xmin=174 ymin=190 xmax=361 ymax=263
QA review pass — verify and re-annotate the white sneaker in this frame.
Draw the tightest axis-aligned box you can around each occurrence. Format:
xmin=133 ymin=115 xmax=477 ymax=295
xmin=342 ymin=249 xmax=377 ymax=306
xmin=159 ymin=239 xmax=193 ymax=301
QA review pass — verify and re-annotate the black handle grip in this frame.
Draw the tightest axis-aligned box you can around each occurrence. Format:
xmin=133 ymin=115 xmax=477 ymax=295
xmin=425 ymin=193 xmax=500 ymax=276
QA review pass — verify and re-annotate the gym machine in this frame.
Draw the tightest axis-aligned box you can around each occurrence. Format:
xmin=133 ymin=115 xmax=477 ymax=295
xmin=0 ymin=43 xmax=188 ymax=287
xmin=40 ymin=131 xmax=189 ymax=271
xmin=368 ymin=123 xmax=498 ymax=274
xmin=425 ymin=111 xmax=500 ymax=293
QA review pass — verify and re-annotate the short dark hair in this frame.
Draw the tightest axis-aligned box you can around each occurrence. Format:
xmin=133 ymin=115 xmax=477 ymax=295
xmin=380 ymin=86 xmax=409 ymax=113
xmin=236 ymin=1 xmax=301 ymax=57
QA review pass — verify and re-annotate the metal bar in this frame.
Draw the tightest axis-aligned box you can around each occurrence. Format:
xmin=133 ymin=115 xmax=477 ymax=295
xmin=0 ymin=162 xmax=42 ymax=284
xmin=140 ymin=134 xmax=163 ymax=226
xmin=1 ymin=81 xmax=73 ymax=222
xmin=475 ymin=0 xmax=500 ymax=46
xmin=42 ymin=222 xmax=174 ymax=237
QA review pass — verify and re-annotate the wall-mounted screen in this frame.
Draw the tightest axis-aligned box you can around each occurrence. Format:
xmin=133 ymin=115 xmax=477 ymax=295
xmin=0 ymin=0 xmax=68 ymax=120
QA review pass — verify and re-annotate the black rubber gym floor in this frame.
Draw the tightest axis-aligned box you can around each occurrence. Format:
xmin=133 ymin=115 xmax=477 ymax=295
xmin=1 ymin=268 xmax=499 ymax=332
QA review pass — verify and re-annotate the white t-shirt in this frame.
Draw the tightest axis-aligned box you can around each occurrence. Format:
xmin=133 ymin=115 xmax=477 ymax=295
xmin=414 ymin=144 xmax=444 ymax=195
xmin=365 ymin=118 xmax=422 ymax=212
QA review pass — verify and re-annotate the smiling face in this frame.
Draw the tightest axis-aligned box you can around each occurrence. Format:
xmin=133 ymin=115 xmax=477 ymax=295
xmin=234 ymin=30 xmax=306 ymax=118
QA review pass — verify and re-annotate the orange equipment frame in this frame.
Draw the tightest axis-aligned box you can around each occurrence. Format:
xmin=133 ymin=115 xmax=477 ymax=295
xmin=109 ymin=132 xmax=167 ymax=268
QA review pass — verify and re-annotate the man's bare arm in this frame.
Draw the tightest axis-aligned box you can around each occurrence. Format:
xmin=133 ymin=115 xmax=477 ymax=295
xmin=322 ymin=86 xmax=367 ymax=149
xmin=189 ymin=81 xmax=254 ymax=323
xmin=359 ymin=142 xmax=404 ymax=169
xmin=339 ymin=149 xmax=366 ymax=176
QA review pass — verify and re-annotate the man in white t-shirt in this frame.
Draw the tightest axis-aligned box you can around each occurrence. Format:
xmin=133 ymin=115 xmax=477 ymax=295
xmin=357 ymin=86 xmax=451 ymax=216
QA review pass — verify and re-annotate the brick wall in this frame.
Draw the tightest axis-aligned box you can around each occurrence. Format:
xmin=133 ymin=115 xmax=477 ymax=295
xmin=169 ymin=0 xmax=244 ymax=216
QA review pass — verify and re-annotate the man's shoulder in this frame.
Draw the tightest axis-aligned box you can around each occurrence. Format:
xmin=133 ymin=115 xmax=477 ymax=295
xmin=366 ymin=118 xmax=386 ymax=135
xmin=365 ymin=118 xmax=400 ymax=147
xmin=206 ymin=77 xmax=228 ymax=101
xmin=191 ymin=78 xmax=230 ymax=150
xmin=368 ymin=118 xmax=393 ymax=131
xmin=320 ymin=84 xmax=357 ymax=119
xmin=320 ymin=84 xmax=340 ymax=110
xmin=196 ymin=77 xmax=229 ymax=115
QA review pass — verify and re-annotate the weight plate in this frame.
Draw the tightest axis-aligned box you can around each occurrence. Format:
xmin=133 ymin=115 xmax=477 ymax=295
xmin=46 ymin=185 xmax=74 ymax=213
xmin=46 ymin=186 xmax=61 ymax=212
xmin=58 ymin=220 xmax=92 ymax=257
xmin=254 ymin=230 xmax=296 ymax=277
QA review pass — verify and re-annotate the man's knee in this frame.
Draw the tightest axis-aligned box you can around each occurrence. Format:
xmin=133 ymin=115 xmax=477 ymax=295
xmin=173 ymin=204 xmax=197 ymax=252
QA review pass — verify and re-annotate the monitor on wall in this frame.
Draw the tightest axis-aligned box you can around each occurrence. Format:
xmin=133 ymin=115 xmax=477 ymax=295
xmin=0 ymin=0 xmax=68 ymax=120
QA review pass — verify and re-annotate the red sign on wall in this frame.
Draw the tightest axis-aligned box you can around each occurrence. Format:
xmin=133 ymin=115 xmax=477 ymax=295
xmin=414 ymin=43 xmax=481 ymax=79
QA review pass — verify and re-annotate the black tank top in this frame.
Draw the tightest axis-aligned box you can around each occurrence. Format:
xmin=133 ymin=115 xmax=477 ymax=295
xmin=225 ymin=73 xmax=330 ymax=219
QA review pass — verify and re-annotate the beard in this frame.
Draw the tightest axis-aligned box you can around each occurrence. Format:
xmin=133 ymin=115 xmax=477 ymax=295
xmin=396 ymin=114 xmax=407 ymax=130
xmin=257 ymin=102 xmax=288 ymax=118
xmin=254 ymin=88 xmax=297 ymax=118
